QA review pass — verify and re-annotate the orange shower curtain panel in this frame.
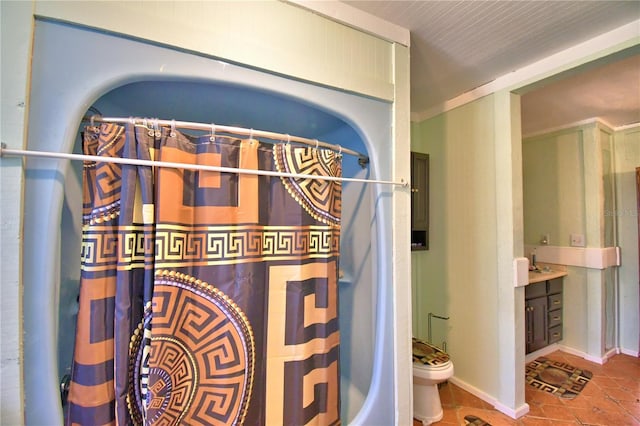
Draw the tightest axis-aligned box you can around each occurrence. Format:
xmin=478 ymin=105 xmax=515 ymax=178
xmin=67 ymin=122 xmax=342 ymax=425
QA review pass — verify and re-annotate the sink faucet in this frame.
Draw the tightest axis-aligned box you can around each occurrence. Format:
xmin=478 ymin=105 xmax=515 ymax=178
xmin=530 ymin=249 xmax=538 ymax=271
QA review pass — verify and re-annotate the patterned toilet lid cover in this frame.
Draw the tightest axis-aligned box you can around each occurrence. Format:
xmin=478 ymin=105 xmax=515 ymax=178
xmin=412 ymin=337 xmax=450 ymax=366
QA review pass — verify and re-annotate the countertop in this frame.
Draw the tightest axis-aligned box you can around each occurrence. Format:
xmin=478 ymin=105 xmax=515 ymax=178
xmin=528 ymin=269 xmax=568 ymax=284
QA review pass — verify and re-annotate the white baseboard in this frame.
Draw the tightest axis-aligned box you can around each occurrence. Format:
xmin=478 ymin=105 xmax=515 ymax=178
xmin=620 ymin=347 xmax=640 ymax=357
xmin=447 ymin=345 xmax=634 ymax=421
xmin=524 ymin=344 xmax=634 ymax=370
xmin=556 ymin=344 xmax=592 ymax=360
xmin=556 ymin=344 xmax=622 ymax=364
xmin=448 ymin=377 xmax=529 ymax=419
xmin=524 ymin=343 xmax=560 ymax=363
xmin=602 ymin=347 xmax=620 ymax=363
xmin=495 ymin=400 xmax=530 ymax=420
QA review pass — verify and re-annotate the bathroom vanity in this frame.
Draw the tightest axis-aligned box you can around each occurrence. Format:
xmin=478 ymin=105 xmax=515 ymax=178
xmin=525 ymin=270 xmax=567 ymax=354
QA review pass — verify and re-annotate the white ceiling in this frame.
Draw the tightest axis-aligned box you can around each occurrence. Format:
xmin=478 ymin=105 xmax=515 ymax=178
xmin=521 ymin=53 xmax=640 ymax=135
xmin=341 ymin=1 xmax=640 ymax=133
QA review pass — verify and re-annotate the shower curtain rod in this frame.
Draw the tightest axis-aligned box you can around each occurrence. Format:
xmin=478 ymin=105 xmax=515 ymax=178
xmin=85 ymin=116 xmax=370 ymax=167
xmin=0 ymin=144 xmax=407 ymax=187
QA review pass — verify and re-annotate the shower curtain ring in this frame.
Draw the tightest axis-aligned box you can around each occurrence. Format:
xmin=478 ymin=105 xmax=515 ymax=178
xmin=250 ymin=128 xmax=254 ymax=140
xmin=314 ymin=139 xmax=319 ymax=149
xmin=210 ymin=123 xmax=216 ymax=142
xmin=337 ymin=144 xmax=343 ymax=156
xmin=154 ymin=118 xmax=161 ymax=138
xmin=286 ymin=134 xmax=291 ymax=145
xmin=170 ymin=119 xmax=176 ymax=138
xmin=143 ymin=118 xmax=154 ymax=136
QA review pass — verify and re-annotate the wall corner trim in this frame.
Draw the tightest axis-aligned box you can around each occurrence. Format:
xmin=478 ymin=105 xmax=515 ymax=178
xmin=286 ymin=0 xmax=410 ymax=46
xmin=513 ymin=257 xmax=530 ymax=287
xmin=448 ymin=377 xmax=530 ymax=419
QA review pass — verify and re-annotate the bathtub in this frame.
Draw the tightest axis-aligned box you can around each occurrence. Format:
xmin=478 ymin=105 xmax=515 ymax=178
xmin=23 ymin=20 xmax=398 ymax=424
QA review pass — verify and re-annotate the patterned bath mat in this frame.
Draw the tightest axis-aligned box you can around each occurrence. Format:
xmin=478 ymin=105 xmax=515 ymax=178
xmin=525 ymin=357 xmax=593 ymax=399
xmin=464 ymin=414 xmax=491 ymax=425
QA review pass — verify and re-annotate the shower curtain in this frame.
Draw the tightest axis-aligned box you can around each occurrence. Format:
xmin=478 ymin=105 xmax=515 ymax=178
xmin=66 ymin=122 xmax=342 ymax=426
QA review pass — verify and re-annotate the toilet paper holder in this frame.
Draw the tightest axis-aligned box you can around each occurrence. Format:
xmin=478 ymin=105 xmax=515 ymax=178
xmin=428 ymin=312 xmax=449 ymax=351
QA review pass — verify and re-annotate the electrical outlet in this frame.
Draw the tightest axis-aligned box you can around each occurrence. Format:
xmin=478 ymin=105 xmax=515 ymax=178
xmin=570 ymin=233 xmax=585 ymax=247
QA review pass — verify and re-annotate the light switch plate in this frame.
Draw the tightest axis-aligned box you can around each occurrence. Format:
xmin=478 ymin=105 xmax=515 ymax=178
xmin=570 ymin=233 xmax=585 ymax=247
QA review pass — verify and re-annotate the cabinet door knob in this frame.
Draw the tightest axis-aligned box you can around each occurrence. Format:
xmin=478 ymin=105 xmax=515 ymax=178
xmin=411 ymin=188 xmax=419 ymax=193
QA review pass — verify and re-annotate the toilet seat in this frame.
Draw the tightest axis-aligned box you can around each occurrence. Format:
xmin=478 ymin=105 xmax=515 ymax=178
xmin=412 ymin=337 xmax=450 ymax=367
xmin=413 ymin=359 xmax=454 ymax=381
xmin=413 ymin=361 xmax=452 ymax=372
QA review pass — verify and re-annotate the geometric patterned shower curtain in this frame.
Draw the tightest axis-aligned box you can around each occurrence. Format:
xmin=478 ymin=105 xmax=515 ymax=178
xmin=66 ymin=122 xmax=342 ymax=425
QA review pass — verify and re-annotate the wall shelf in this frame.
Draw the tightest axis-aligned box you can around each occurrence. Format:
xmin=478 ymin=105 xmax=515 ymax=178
xmin=411 ymin=152 xmax=429 ymax=251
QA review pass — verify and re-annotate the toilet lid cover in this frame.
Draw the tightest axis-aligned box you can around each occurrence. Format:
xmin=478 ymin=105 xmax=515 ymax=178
xmin=412 ymin=337 xmax=450 ymax=366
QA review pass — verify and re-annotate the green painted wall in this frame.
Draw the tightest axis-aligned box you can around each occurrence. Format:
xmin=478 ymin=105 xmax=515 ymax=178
xmin=522 ymin=121 xmax=639 ymax=357
xmin=522 ymin=127 xmax=592 ymax=354
xmin=410 ymin=120 xmax=447 ymax=344
xmin=410 ymin=102 xmax=640 ymax=416
xmin=411 ymin=94 xmax=502 ymax=402
xmin=614 ymin=125 xmax=640 ymax=354
xmin=522 ymin=130 xmax=585 ymax=247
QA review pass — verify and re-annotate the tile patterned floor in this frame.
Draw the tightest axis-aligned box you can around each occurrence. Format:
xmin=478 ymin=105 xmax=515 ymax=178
xmin=413 ymin=350 xmax=640 ymax=425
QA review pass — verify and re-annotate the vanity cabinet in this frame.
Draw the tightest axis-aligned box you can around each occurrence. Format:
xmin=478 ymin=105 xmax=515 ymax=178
xmin=525 ymin=277 xmax=563 ymax=353
xmin=411 ymin=152 xmax=429 ymax=250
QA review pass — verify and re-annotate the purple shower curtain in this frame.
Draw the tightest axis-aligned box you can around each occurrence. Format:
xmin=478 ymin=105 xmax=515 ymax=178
xmin=67 ymin=122 xmax=342 ymax=425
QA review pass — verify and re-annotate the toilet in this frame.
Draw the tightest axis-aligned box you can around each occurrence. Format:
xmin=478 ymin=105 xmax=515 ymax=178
xmin=412 ymin=337 xmax=454 ymax=425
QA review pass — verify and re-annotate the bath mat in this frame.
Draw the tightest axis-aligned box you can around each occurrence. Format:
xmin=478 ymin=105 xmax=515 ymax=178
xmin=464 ymin=414 xmax=491 ymax=425
xmin=525 ymin=357 xmax=592 ymax=399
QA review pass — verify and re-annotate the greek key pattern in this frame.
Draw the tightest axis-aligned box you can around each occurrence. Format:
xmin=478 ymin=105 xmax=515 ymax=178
xmin=525 ymin=357 xmax=593 ymax=399
xmin=274 ymin=144 xmax=342 ymax=226
xmin=81 ymin=225 xmax=339 ymax=271
xmin=266 ymin=262 xmax=340 ymax=425
xmin=146 ymin=270 xmax=255 ymax=425
xmin=82 ymin=123 xmax=126 ymax=221
xmin=81 ymin=225 xmax=154 ymax=272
